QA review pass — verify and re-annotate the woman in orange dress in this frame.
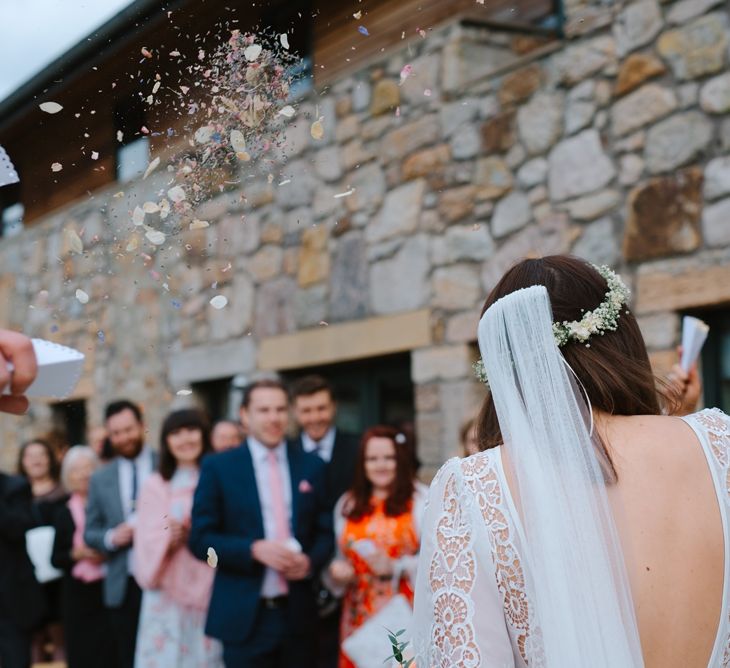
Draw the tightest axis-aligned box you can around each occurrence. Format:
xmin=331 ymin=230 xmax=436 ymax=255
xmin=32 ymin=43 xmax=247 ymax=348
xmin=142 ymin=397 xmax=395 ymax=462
xmin=328 ymin=426 xmax=426 ymax=668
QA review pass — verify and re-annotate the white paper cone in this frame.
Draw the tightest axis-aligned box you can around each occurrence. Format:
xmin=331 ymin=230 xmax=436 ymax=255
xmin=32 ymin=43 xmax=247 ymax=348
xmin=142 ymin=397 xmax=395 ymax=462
xmin=680 ymin=316 xmax=709 ymax=372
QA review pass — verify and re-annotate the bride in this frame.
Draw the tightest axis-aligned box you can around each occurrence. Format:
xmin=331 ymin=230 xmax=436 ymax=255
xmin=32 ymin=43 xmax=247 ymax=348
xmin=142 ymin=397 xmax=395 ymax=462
xmin=413 ymin=255 xmax=727 ymax=667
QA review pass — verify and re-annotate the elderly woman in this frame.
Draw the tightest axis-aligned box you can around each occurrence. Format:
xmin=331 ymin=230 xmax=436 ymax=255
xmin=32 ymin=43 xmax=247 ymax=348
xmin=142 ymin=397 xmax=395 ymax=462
xmin=51 ymin=446 xmax=114 ymax=668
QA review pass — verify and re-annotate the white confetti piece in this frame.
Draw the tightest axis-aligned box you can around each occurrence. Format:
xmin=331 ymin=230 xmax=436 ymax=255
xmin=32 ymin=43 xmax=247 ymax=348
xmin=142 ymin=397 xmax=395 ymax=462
xmin=116 ymin=130 xmax=124 ymax=143
xmin=39 ymin=102 xmax=63 ymax=114
xmin=51 ymin=162 xmax=62 ymax=172
xmin=159 ymin=199 xmax=171 ymax=219
xmin=177 ymin=389 xmax=193 ymax=396
xmin=189 ymin=219 xmax=209 ymax=230
xmin=207 ymin=547 xmax=218 ymax=568
xmin=209 ymin=295 xmax=228 ymax=310
xmin=280 ymin=33 xmax=290 ymax=49
xmin=142 ymin=201 xmax=160 ymax=214
xmin=244 ymin=44 xmax=262 ymax=62
xmin=91 ymin=151 xmax=99 ymax=160
xmin=194 ymin=125 xmax=214 ymax=144
xmin=145 ymin=229 xmax=166 ymax=245
xmin=66 ymin=229 xmax=83 ymax=254
xmin=310 ymin=119 xmax=324 ymax=140
xmin=132 ymin=206 xmax=145 ymax=226
xmin=278 ymin=105 xmax=296 ymax=118
xmin=152 ymin=81 xmax=161 ymax=94
xmin=334 ymin=188 xmax=356 ymax=199
xmin=167 ymin=185 xmax=186 ymax=203
xmin=142 ymin=156 xmax=160 ymax=179
xmin=230 ymin=130 xmax=246 ymax=153
xmin=75 ymin=289 xmax=89 ymax=304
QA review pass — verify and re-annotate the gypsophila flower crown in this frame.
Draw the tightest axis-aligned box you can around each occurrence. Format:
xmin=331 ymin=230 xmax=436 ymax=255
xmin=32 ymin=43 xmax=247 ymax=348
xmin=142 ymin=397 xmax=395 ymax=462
xmin=473 ymin=264 xmax=631 ymax=387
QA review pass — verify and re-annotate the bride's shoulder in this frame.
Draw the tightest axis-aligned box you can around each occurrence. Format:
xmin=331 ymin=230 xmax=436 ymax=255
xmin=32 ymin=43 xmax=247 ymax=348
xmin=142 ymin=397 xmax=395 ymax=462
xmin=682 ymin=407 xmax=730 ymax=432
xmin=431 ymin=448 xmax=502 ymax=486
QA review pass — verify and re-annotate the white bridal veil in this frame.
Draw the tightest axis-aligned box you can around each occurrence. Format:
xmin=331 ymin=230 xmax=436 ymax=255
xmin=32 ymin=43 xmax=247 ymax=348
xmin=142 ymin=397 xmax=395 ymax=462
xmin=414 ymin=285 xmax=644 ymax=667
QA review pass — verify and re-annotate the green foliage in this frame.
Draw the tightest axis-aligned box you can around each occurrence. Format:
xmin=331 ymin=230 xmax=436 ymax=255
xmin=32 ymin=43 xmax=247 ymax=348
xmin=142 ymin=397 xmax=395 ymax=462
xmin=384 ymin=628 xmax=414 ymax=668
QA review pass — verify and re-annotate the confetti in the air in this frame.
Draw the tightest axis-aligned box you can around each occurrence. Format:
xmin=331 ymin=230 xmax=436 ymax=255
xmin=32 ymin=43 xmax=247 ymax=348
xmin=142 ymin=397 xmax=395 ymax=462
xmin=310 ymin=119 xmax=324 ymax=140
xmin=334 ymin=188 xmax=356 ymax=199
xmin=65 ymin=228 xmax=84 ymax=254
xmin=279 ymin=105 xmax=296 ymax=118
xmin=145 ymin=229 xmax=166 ymax=245
xmin=353 ymin=11 xmax=362 ymax=19
xmin=280 ymin=34 xmax=289 ymax=49
xmin=132 ymin=206 xmax=145 ymax=226
xmin=75 ymin=289 xmax=89 ymax=304
xmin=177 ymin=389 xmax=193 ymax=396
xmin=39 ymin=102 xmax=63 ymax=114
xmin=189 ymin=219 xmax=209 ymax=230
xmin=209 ymin=295 xmax=228 ymax=310
xmin=142 ymin=157 xmax=160 ymax=179
xmin=51 ymin=162 xmax=62 ymax=172
xmin=97 ymin=330 xmax=105 ymax=343
xmin=91 ymin=151 xmax=99 ymax=160
xmin=399 ymin=65 xmax=413 ymax=85
xmin=243 ymin=44 xmax=262 ymax=62
xmin=358 ymin=26 xmax=370 ymax=36
xmin=207 ymin=547 xmax=218 ymax=568
xmin=167 ymin=185 xmax=186 ymax=203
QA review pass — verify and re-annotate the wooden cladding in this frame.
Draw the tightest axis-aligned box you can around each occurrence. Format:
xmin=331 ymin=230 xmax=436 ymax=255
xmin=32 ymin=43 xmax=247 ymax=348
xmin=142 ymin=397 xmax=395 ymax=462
xmin=312 ymin=0 xmax=554 ymax=85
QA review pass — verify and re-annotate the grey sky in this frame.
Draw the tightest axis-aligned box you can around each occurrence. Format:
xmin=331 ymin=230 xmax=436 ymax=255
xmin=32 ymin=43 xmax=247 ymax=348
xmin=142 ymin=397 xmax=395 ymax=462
xmin=0 ymin=0 xmax=136 ymax=103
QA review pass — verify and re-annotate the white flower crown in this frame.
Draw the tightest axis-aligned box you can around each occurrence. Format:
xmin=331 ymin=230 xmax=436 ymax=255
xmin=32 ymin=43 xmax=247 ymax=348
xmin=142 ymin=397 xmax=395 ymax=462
xmin=473 ymin=264 xmax=631 ymax=387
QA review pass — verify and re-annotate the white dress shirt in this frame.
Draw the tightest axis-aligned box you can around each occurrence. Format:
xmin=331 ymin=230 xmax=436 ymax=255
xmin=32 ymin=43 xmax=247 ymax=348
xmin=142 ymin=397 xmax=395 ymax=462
xmin=301 ymin=427 xmax=336 ymax=463
xmin=248 ymin=437 xmax=293 ymax=598
xmin=104 ymin=446 xmax=154 ymax=572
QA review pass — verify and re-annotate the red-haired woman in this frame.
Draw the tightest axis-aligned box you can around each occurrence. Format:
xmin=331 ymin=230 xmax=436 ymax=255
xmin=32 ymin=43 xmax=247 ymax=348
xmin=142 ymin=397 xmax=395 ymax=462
xmin=327 ymin=426 xmax=426 ymax=668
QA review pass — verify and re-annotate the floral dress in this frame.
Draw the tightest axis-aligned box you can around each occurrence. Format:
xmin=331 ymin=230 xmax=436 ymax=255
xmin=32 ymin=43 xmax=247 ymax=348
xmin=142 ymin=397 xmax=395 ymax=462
xmin=339 ymin=497 xmax=420 ymax=668
xmin=133 ymin=468 xmax=223 ymax=668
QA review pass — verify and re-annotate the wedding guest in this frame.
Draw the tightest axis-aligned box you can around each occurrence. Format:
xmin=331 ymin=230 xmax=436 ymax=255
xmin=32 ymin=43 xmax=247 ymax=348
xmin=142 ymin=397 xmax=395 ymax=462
xmin=460 ymin=417 xmax=480 ymax=457
xmin=666 ymin=346 xmax=703 ymax=416
xmin=134 ymin=409 xmax=223 ymax=667
xmin=85 ymin=399 xmax=156 ymax=668
xmin=87 ymin=426 xmax=114 ymax=462
xmin=18 ymin=438 xmax=67 ymax=663
xmin=291 ymin=376 xmax=360 ymax=668
xmin=190 ymin=379 xmax=333 ymax=667
xmin=0 ymin=472 xmax=46 ymax=668
xmin=211 ymin=419 xmax=244 ymax=452
xmin=327 ymin=426 xmax=426 ymax=668
xmin=51 ymin=446 xmax=114 ymax=668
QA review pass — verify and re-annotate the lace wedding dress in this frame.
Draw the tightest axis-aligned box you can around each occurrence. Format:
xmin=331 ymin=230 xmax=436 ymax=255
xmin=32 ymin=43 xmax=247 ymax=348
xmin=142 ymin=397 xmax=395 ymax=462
xmin=413 ymin=407 xmax=730 ymax=667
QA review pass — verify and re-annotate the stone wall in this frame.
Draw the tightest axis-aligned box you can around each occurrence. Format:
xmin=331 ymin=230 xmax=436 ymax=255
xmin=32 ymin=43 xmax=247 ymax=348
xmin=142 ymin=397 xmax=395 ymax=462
xmin=1 ymin=1 xmax=729 ymax=473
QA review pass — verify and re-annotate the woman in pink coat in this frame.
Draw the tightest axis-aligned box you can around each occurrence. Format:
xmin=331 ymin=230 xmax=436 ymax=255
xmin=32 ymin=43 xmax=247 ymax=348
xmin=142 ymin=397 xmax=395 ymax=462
xmin=133 ymin=409 xmax=222 ymax=668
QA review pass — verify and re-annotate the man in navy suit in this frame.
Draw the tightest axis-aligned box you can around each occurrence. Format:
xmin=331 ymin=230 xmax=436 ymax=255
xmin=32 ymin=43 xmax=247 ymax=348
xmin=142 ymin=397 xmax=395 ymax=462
xmin=190 ymin=379 xmax=334 ymax=668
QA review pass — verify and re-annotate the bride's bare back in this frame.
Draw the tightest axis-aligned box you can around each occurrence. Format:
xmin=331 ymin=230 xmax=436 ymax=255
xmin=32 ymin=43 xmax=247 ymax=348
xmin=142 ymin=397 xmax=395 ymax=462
xmin=602 ymin=413 xmax=724 ymax=668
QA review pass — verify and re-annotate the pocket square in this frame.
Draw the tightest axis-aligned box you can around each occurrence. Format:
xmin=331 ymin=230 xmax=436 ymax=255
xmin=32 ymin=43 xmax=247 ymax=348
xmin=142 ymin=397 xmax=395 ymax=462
xmin=298 ymin=479 xmax=313 ymax=493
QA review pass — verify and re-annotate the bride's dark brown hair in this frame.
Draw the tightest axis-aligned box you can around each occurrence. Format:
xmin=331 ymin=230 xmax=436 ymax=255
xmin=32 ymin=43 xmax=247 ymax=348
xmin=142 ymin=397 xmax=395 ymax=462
xmin=476 ymin=255 xmax=671 ymax=478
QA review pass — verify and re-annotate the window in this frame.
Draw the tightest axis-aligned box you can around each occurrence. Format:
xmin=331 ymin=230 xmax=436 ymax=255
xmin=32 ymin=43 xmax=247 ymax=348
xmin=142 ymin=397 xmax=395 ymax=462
xmin=1 ymin=201 xmax=23 ymax=237
xmin=0 ymin=180 xmax=23 ymax=237
xmin=191 ymin=376 xmax=237 ymax=424
xmin=116 ymin=137 xmax=150 ymax=182
xmin=114 ymin=97 xmax=149 ymax=182
xmin=698 ymin=310 xmax=730 ymax=412
xmin=51 ymin=399 xmax=87 ymax=449
xmin=282 ymin=352 xmax=414 ymax=435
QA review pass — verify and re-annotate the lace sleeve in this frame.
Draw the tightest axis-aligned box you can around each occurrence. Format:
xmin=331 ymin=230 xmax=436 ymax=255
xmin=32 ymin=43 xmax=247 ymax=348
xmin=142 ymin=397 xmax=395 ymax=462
xmin=412 ymin=458 xmax=516 ymax=668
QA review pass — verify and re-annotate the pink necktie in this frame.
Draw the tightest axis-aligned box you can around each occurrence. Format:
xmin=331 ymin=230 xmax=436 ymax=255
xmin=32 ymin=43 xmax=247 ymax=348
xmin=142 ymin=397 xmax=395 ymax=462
xmin=267 ymin=450 xmax=290 ymax=594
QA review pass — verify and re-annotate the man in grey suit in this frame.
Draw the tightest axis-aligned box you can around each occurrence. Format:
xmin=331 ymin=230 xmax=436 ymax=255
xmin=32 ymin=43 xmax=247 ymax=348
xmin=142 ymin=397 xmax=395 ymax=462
xmin=85 ymin=400 xmax=156 ymax=668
